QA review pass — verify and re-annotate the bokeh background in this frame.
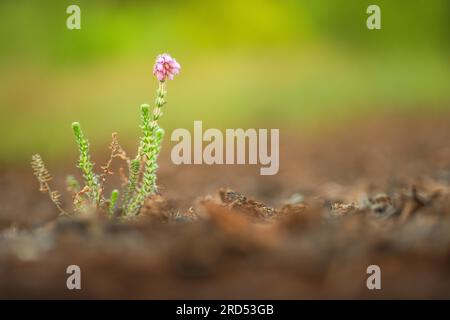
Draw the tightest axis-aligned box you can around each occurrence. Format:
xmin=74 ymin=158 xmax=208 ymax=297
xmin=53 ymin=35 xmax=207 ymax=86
xmin=0 ymin=0 xmax=449 ymax=166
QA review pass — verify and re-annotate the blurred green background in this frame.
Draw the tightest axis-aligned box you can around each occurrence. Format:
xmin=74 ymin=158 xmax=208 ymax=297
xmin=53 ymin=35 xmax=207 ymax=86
xmin=0 ymin=0 xmax=449 ymax=165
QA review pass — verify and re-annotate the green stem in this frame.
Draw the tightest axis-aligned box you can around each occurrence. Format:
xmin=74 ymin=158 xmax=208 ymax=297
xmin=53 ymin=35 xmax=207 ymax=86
xmin=126 ymin=82 xmax=167 ymax=216
xmin=122 ymin=158 xmax=140 ymax=209
xmin=108 ymin=189 xmax=119 ymax=216
xmin=72 ymin=122 xmax=100 ymax=206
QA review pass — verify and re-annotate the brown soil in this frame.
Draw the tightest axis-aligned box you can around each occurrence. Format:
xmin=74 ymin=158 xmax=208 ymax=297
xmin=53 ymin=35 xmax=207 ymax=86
xmin=1 ymin=116 xmax=450 ymax=299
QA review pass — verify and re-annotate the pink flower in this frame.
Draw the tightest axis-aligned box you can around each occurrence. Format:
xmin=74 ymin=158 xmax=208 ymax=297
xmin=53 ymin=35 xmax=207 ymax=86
xmin=152 ymin=53 xmax=181 ymax=82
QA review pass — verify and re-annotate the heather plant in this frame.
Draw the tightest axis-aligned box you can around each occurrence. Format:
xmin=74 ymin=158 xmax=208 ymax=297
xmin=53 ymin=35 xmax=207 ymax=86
xmin=31 ymin=53 xmax=181 ymax=218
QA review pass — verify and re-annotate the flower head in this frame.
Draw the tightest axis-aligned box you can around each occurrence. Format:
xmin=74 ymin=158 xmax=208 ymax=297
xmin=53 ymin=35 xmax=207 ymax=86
xmin=152 ymin=53 xmax=181 ymax=82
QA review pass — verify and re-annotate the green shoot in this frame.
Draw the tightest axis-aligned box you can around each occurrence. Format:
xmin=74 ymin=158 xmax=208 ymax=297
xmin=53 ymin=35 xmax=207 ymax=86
xmin=72 ymin=122 xmax=100 ymax=206
xmin=122 ymin=159 xmax=140 ymax=209
xmin=108 ymin=189 xmax=119 ymax=216
xmin=66 ymin=175 xmax=80 ymax=194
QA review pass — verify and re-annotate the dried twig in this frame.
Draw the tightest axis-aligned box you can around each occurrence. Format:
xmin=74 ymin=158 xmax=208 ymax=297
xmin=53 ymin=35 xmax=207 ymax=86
xmin=31 ymin=154 xmax=67 ymax=215
xmin=99 ymin=132 xmax=130 ymax=202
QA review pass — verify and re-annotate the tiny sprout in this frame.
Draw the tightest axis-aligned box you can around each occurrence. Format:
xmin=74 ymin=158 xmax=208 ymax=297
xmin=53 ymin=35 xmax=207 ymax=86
xmin=66 ymin=175 xmax=80 ymax=194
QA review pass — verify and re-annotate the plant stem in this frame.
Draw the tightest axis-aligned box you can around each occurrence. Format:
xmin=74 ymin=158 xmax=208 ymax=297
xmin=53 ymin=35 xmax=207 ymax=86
xmin=126 ymin=82 xmax=167 ymax=216
xmin=108 ymin=189 xmax=119 ymax=216
xmin=72 ymin=122 xmax=101 ymax=206
xmin=122 ymin=158 xmax=140 ymax=209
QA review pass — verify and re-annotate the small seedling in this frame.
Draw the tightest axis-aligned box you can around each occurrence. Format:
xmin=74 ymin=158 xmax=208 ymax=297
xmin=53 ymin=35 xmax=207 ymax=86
xmin=32 ymin=53 xmax=181 ymax=218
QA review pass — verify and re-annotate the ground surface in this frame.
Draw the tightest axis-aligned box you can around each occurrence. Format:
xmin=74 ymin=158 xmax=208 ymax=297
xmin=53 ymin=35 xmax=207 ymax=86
xmin=1 ymin=116 xmax=449 ymax=299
